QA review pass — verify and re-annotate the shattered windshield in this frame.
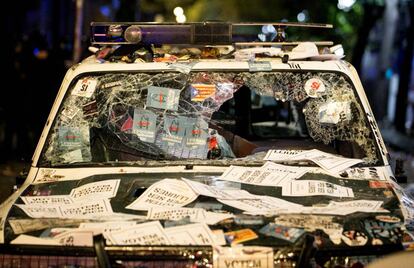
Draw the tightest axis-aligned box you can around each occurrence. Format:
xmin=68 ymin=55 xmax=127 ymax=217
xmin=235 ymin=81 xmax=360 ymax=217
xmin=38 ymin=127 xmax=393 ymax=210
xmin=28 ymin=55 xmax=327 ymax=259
xmin=39 ymin=70 xmax=381 ymax=167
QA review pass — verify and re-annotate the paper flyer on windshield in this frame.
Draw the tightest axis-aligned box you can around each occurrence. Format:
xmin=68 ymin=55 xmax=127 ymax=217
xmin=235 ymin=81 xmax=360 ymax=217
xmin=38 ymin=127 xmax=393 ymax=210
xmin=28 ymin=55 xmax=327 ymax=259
xmin=217 ymin=195 xmax=303 ymax=213
xmin=59 ymin=199 xmax=113 ymax=219
xmin=105 ymin=221 xmax=171 ymax=245
xmin=79 ymin=221 xmax=139 ymax=235
xmin=147 ymin=207 xmax=234 ymax=225
xmin=181 ymin=178 xmax=258 ymax=200
xmin=165 ymin=223 xmax=220 ymax=245
xmin=126 ymin=179 xmax=198 ymax=211
xmin=264 ymin=149 xmax=363 ymax=173
xmin=219 ymin=163 xmax=312 ymax=187
xmin=15 ymin=204 xmax=63 ymax=218
xmin=69 ymin=179 xmax=120 ymax=200
xmin=281 ymin=180 xmax=354 ymax=198
xmin=21 ymin=195 xmax=74 ymax=205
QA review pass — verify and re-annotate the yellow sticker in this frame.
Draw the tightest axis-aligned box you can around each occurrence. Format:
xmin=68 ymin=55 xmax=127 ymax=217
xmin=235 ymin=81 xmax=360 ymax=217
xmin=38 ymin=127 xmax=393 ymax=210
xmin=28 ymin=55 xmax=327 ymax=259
xmin=224 ymin=228 xmax=258 ymax=245
xmin=191 ymin=84 xmax=216 ymax=102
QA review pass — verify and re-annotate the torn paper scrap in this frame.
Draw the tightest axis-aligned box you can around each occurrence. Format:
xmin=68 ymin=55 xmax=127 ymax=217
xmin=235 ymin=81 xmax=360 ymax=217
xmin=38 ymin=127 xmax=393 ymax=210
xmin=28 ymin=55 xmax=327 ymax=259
xmin=79 ymin=221 xmax=139 ymax=235
xmin=181 ymin=178 xmax=257 ymax=200
xmin=282 ymin=180 xmax=354 ymax=198
xmin=165 ymin=223 xmax=221 ymax=245
xmin=11 ymin=230 xmax=93 ymax=247
xmin=105 ymin=221 xmax=171 ymax=245
xmin=70 ymin=179 xmax=120 ymax=200
xmin=126 ymin=179 xmax=198 ymax=211
xmin=9 ymin=218 xmax=86 ymax=235
xmin=263 ymin=149 xmax=304 ymax=161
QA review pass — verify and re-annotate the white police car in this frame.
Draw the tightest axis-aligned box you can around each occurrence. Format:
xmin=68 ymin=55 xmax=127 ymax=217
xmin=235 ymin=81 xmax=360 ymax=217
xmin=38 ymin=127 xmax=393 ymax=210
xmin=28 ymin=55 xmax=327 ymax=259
xmin=0 ymin=22 xmax=412 ymax=267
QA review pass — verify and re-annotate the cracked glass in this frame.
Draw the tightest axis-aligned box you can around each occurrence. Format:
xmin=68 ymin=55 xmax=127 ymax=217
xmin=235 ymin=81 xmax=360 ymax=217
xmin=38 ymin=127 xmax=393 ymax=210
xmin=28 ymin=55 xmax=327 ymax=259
xmin=39 ymin=71 xmax=381 ymax=167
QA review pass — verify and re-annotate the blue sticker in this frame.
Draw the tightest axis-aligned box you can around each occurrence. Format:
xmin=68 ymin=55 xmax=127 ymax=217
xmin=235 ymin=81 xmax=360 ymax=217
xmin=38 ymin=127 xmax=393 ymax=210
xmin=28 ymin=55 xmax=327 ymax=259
xmin=146 ymin=86 xmax=181 ymax=111
xmin=185 ymin=118 xmax=208 ymax=147
xmin=259 ymin=223 xmax=305 ymax=243
xmin=58 ymin=127 xmax=82 ymax=149
xmin=133 ymin=109 xmax=157 ymax=143
xmin=162 ymin=116 xmax=186 ymax=144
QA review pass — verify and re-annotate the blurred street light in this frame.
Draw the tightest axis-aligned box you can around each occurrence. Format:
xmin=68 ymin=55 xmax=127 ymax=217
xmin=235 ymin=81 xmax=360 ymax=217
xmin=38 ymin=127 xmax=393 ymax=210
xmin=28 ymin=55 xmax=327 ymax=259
xmin=337 ymin=0 xmax=356 ymax=11
xmin=173 ymin=7 xmax=184 ymax=17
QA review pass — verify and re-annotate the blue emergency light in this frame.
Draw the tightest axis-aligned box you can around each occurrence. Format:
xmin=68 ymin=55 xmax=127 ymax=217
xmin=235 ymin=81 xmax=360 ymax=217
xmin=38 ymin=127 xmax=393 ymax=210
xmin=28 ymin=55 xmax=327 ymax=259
xmin=90 ymin=22 xmax=333 ymax=46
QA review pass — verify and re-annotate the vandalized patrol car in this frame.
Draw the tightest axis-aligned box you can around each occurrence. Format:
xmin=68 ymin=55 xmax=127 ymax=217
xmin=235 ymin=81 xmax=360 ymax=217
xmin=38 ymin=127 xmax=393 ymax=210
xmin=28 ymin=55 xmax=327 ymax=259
xmin=0 ymin=22 xmax=412 ymax=267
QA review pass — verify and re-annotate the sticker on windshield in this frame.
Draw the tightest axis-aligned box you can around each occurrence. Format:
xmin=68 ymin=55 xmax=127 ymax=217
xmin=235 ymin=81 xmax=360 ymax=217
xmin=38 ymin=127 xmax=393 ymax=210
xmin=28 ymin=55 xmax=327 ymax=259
xmin=146 ymin=86 xmax=180 ymax=111
xmin=133 ymin=109 xmax=157 ymax=143
xmin=82 ymin=100 xmax=99 ymax=119
xmin=318 ymin=101 xmax=351 ymax=124
xmin=185 ymin=118 xmax=208 ymax=147
xmin=225 ymin=228 xmax=258 ymax=245
xmin=259 ymin=223 xmax=305 ymax=243
xmin=162 ymin=115 xmax=186 ymax=144
xmin=58 ymin=127 xmax=82 ymax=149
xmin=72 ymin=78 xmax=97 ymax=98
xmin=190 ymin=84 xmax=216 ymax=102
xmin=281 ymin=180 xmax=354 ymax=198
xmin=304 ymin=78 xmax=325 ymax=98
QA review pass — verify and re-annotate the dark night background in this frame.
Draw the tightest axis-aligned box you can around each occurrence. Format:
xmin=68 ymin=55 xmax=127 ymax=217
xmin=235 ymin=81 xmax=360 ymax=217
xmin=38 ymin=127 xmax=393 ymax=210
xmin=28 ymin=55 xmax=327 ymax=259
xmin=1 ymin=0 xmax=413 ymax=200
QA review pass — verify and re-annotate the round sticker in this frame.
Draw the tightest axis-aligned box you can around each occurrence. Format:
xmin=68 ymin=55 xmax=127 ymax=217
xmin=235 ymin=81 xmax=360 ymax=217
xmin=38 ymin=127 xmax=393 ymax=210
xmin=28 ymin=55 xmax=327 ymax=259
xmin=341 ymin=230 xmax=368 ymax=246
xmin=375 ymin=215 xmax=401 ymax=223
xmin=304 ymin=78 xmax=325 ymax=98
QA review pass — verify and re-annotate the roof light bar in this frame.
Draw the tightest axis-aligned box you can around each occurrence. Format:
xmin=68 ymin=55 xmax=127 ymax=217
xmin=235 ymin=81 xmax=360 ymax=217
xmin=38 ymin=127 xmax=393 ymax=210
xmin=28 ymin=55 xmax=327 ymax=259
xmin=90 ymin=22 xmax=333 ymax=46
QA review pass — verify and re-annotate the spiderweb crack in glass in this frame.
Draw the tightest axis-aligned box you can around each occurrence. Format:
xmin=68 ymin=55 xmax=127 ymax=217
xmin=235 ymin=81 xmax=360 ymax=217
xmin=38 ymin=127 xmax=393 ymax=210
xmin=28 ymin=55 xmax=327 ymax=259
xmin=41 ymin=71 xmax=379 ymax=165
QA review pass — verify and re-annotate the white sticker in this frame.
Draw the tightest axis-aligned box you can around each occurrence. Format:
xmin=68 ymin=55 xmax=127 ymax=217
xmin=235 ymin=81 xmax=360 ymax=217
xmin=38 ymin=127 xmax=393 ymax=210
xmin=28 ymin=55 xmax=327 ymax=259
xmin=70 ymin=179 xmax=120 ymax=200
xmin=126 ymin=179 xmax=198 ymax=211
xmin=318 ymin=101 xmax=351 ymax=124
xmin=304 ymin=78 xmax=325 ymax=98
xmin=281 ymin=180 xmax=354 ymax=198
xmin=105 ymin=221 xmax=171 ymax=245
xmin=213 ymin=246 xmax=274 ymax=268
xmin=165 ymin=223 xmax=219 ymax=245
xmin=72 ymin=78 xmax=97 ymax=98
xmin=21 ymin=195 xmax=74 ymax=205
xmin=60 ymin=149 xmax=83 ymax=163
